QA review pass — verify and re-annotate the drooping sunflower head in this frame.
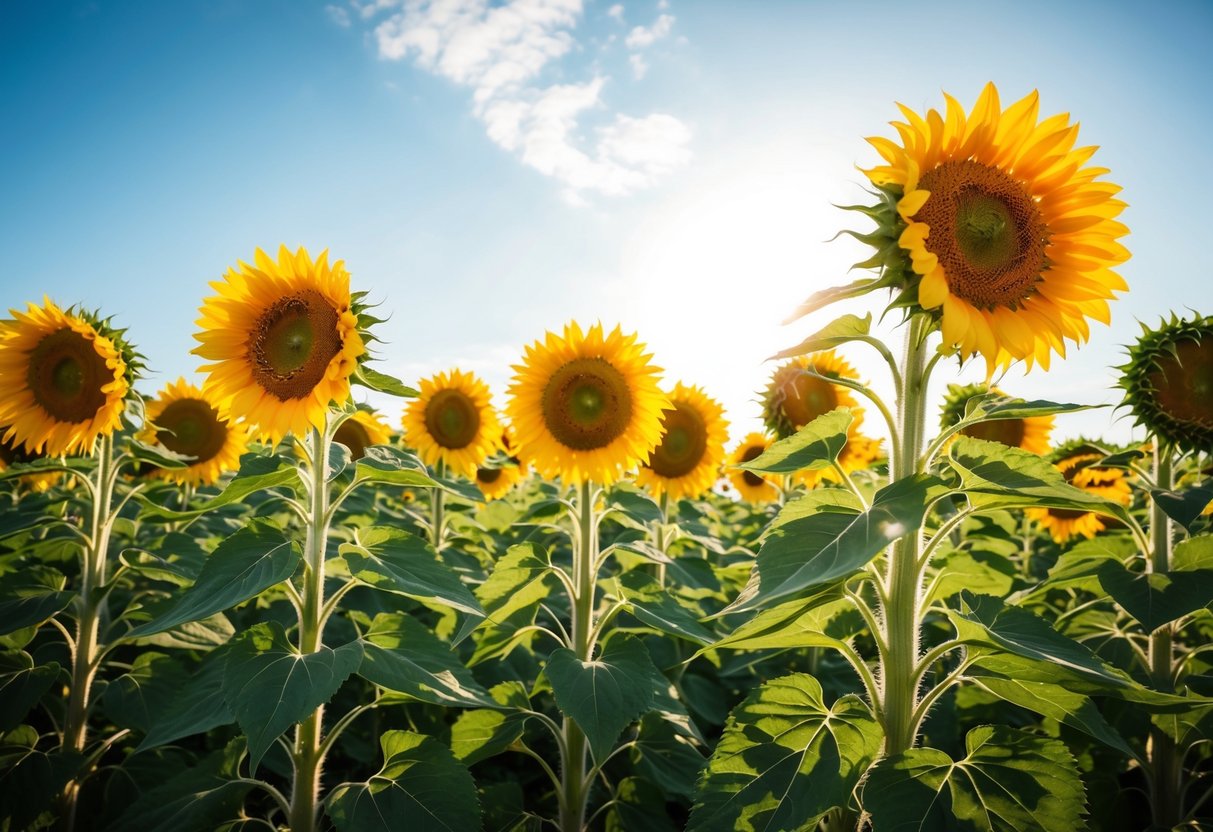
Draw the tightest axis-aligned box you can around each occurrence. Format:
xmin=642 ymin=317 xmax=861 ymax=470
xmin=334 ymin=407 xmax=394 ymax=461
xmin=403 ymin=369 xmax=500 ymax=477
xmin=1026 ymin=439 xmax=1133 ymax=543
xmin=193 ymin=246 xmax=366 ymax=445
xmin=507 ymin=321 xmax=670 ymax=486
xmin=762 ymin=350 xmax=864 ymax=439
xmin=939 ymin=382 xmax=1053 ymax=454
xmin=1118 ymin=314 xmax=1213 ymax=454
xmin=727 ymin=432 xmax=778 ymax=503
xmin=636 ymin=383 xmax=729 ymax=501
xmin=0 ymin=298 xmax=137 ymax=456
xmin=475 ymin=425 xmax=528 ymax=501
xmin=861 ymin=83 xmax=1129 ymax=373
xmin=139 ymin=377 xmax=249 ymax=486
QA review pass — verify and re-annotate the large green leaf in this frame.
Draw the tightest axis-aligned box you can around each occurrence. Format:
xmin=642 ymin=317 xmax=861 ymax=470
xmin=631 ymin=713 xmax=706 ymax=799
xmin=723 ymin=474 xmax=948 ymax=615
xmin=111 ymin=740 xmax=251 ymax=832
xmin=769 ymin=313 xmax=873 ymax=360
xmin=1150 ymin=482 xmax=1213 ymax=531
xmin=546 ymin=635 xmax=660 ymax=762
xmin=221 ymin=622 xmax=363 ymax=772
xmin=862 ymin=725 xmax=1086 ymax=832
xmin=782 ymin=277 xmax=888 ymax=325
xmin=944 ymin=396 xmax=1096 ymax=449
xmin=137 ymin=646 xmax=235 ymax=751
xmin=688 ymin=673 xmax=881 ymax=832
xmin=358 ymin=613 xmax=495 ymax=708
xmin=125 ymin=521 xmax=299 ymax=639
xmin=327 ymin=730 xmax=481 ymax=832
xmin=351 ymin=364 xmax=419 ymax=398
xmin=968 ymin=675 xmax=1133 ymax=756
xmin=0 ymin=590 xmax=72 ymax=637
xmin=138 ymin=453 xmax=302 ymax=518
xmin=737 ymin=409 xmax=853 ymax=475
xmin=710 ymin=596 xmax=861 ymax=653
xmin=352 ymin=446 xmax=480 ymax=500
xmin=472 ymin=542 xmax=560 ymax=662
xmin=1097 ymin=561 xmax=1213 ymax=632
xmin=1175 ymin=534 xmax=1213 ymax=571
xmin=450 ymin=681 xmax=531 ymax=765
xmin=0 ymin=653 xmax=60 ymax=731
xmin=616 ymin=570 xmax=715 ymax=646
xmin=104 ymin=652 xmax=189 ymax=732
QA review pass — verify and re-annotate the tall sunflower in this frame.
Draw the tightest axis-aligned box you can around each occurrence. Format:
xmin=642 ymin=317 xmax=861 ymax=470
xmin=193 ymin=245 xmax=365 ymax=445
xmin=1027 ymin=441 xmax=1133 ymax=542
xmin=334 ymin=407 xmax=394 ymax=461
xmin=507 ymin=322 xmax=670 ymax=486
xmin=726 ymin=432 xmax=779 ymax=504
xmin=1119 ymin=314 xmax=1213 ymax=454
xmin=939 ymin=382 xmax=1053 ymax=455
xmin=636 ymin=383 xmax=729 ymax=501
xmin=762 ymin=351 xmax=864 ymax=438
xmin=140 ymin=378 xmax=249 ymax=486
xmin=475 ymin=425 xmax=528 ymax=501
xmin=862 ymin=83 xmax=1129 ymax=372
xmin=402 ymin=369 xmax=500 ymax=477
xmin=0 ymin=298 xmax=132 ymax=456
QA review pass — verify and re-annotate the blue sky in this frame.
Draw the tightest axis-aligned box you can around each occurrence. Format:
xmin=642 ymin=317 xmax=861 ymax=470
xmin=2 ymin=0 xmax=1210 ymax=448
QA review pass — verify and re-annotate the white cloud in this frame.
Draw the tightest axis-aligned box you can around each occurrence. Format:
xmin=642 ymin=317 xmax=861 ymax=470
xmin=345 ymin=0 xmax=690 ymax=200
xmin=607 ymin=3 xmax=624 ymax=22
xmin=624 ymin=12 xmax=673 ymax=49
xmin=628 ymin=53 xmax=647 ymax=79
xmin=326 ymin=4 xmax=352 ymax=27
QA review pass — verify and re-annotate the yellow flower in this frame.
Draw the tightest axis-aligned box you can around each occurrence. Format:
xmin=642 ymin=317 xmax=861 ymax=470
xmin=726 ymin=432 xmax=779 ymax=503
xmin=1027 ymin=443 xmax=1132 ymax=542
xmin=863 ymin=83 xmax=1129 ymax=372
xmin=139 ymin=377 xmax=249 ymax=486
xmin=762 ymin=351 xmax=864 ymax=439
xmin=636 ymin=383 xmax=730 ymax=501
xmin=475 ymin=425 xmax=528 ymax=501
xmin=507 ymin=322 xmax=670 ymax=485
xmin=193 ymin=245 xmax=364 ymax=445
xmin=0 ymin=298 xmax=129 ymax=456
xmin=334 ymin=407 xmax=394 ymax=461
xmin=403 ymin=369 xmax=500 ymax=477
xmin=939 ymin=383 xmax=1053 ymax=455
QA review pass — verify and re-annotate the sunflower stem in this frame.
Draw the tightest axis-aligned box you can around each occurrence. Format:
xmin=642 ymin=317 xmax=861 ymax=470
xmin=288 ymin=423 xmax=331 ymax=832
xmin=430 ymin=459 xmax=446 ymax=552
xmin=650 ymin=491 xmax=670 ymax=586
xmin=559 ymin=479 xmax=596 ymax=832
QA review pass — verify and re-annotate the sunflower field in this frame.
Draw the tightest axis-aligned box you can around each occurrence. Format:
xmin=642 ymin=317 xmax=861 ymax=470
xmin=2 ymin=84 xmax=1212 ymax=832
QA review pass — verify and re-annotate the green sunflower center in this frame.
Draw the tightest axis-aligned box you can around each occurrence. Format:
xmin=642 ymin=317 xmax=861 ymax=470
xmin=740 ymin=444 xmax=766 ymax=488
xmin=541 ymin=358 xmax=633 ymax=451
xmin=915 ymin=159 xmax=1048 ymax=310
xmin=961 ymin=417 xmax=1026 ymax=449
xmin=425 ymin=389 xmax=481 ymax=450
xmin=647 ymin=402 xmax=708 ymax=478
xmin=27 ymin=327 xmax=110 ymax=424
xmin=333 ymin=418 xmax=372 ymax=460
xmin=251 ymin=289 xmax=342 ymax=401
xmin=1148 ymin=337 xmax=1213 ymax=431
xmin=156 ymin=398 xmax=228 ymax=464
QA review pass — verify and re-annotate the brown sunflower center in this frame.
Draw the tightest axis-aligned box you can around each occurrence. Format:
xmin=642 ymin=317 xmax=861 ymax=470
xmin=425 ymin=389 xmax=481 ymax=449
xmin=156 ymin=398 xmax=228 ymax=464
xmin=740 ymin=444 xmax=765 ymax=488
xmin=1148 ymin=337 xmax=1213 ymax=429
xmin=915 ymin=160 xmax=1048 ymax=310
xmin=541 ymin=358 xmax=633 ymax=451
xmin=477 ymin=467 xmax=503 ymax=485
xmin=27 ymin=327 xmax=110 ymax=423
xmin=961 ymin=417 xmax=1026 ymax=449
xmin=647 ymin=402 xmax=708 ymax=478
xmin=1047 ymin=507 xmax=1089 ymax=520
xmin=334 ymin=418 xmax=372 ymax=460
xmin=250 ymin=290 xmax=342 ymax=401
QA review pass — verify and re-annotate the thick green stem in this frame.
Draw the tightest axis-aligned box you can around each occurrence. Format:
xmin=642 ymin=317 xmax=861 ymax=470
xmin=651 ymin=491 xmax=669 ymax=586
xmin=880 ymin=316 xmax=931 ymax=756
xmin=431 ymin=460 xmax=446 ymax=552
xmin=289 ymin=425 xmax=331 ymax=832
xmin=559 ymin=480 xmax=596 ymax=832
xmin=1148 ymin=443 xmax=1181 ymax=828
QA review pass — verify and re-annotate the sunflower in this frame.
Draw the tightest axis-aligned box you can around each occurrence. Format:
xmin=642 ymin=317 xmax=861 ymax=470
xmin=797 ymin=431 xmax=885 ymax=489
xmin=940 ymin=382 xmax=1053 ymax=454
xmin=193 ymin=245 xmax=365 ymax=445
xmin=0 ymin=298 xmax=131 ymax=457
xmin=1119 ymin=314 xmax=1213 ymax=455
xmin=334 ymin=407 xmax=394 ymax=461
xmin=762 ymin=351 xmax=864 ymax=438
xmin=475 ymin=425 xmax=528 ymax=501
xmin=636 ymin=383 xmax=729 ymax=501
xmin=1027 ymin=441 xmax=1133 ymax=542
xmin=402 ymin=369 xmax=500 ymax=477
xmin=862 ymin=83 xmax=1129 ymax=372
xmin=138 ymin=378 xmax=248 ymax=486
xmin=507 ymin=322 xmax=670 ymax=486
xmin=727 ymin=432 xmax=779 ymax=503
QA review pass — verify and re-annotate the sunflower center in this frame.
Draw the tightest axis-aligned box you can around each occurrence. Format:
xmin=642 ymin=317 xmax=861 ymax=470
xmin=27 ymin=327 xmax=110 ymax=423
xmin=334 ymin=418 xmax=372 ymax=460
xmin=425 ymin=389 xmax=481 ymax=449
xmin=961 ymin=417 xmax=1026 ymax=449
xmin=250 ymin=290 xmax=342 ymax=400
xmin=740 ymin=444 xmax=765 ymax=488
xmin=774 ymin=368 xmax=839 ymax=432
xmin=541 ymin=358 xmax=633 ymax=451
xmin=647 ymin=402 xmax=708 ymax=478
xmin=915 ymin=160 xmax=1048 ymax=310
xmin=156 ymin=398 xmax=228 ymax=463
xmin=1148 ymin=337 xmax=1213 ymax=430
xmin=477 ymin=467 xmax=503 ymax=484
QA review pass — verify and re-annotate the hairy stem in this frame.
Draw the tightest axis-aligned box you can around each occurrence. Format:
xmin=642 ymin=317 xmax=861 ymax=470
xmin=559 ymin=480 xmax=597 ymax=832
xmin=1148 ymin=442 xmax=1182 ymax=828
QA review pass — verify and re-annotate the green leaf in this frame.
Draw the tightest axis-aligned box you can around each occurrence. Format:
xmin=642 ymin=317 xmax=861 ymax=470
xmin=0 ymin=654 xmax=60 ymax=731
xmin=111 ymin=740 xmax=251 ymax=832
xmin=782 ymin=277 xmax=886 ymax=325
xmin=352 ymin=364 xmax=419 ymax=398
xmin=689 ymin=673 xmax=881 ymax=832
xmin=862 ymin=725 xmax=1087 ymax=832
xmin=327 ymin=730 xmax=481 ymax=832
xmin=723 ymin=474 xmax=948 ymax=615
xmin=125 ymin=521 xmax=300 ymax=639
xmin=138 ymin=453 xmax=302 ymax=518
xmin=126 ymin=438 xmax=191 ymax=469
xmin=475 ymin=542 xmax=560 ymax=634
xmin=1151 ymin=482 xmax=1213 ymax=531
xmin=968 ymin=675 xmax=1133 ymax=756
xmin=616 ymin=571 xmax=715 ymax=646
xmin=137 ymin=646 xmax=235 ymax=751
xmin=352 ymin=446 xmax=442 ymax=488
xmin=221 ymin=622 xmax=363 ymax=772
xmin=546 ymin=635 xmax=660 ymax=762
xmin=1096 ymin=562 xmax=1213 ymax=632
xmin=769 ymin=313 xmax=872 ymax=360
xmin=358 ymin=613 xmax=495 ymax=708
xmin=1175 ymin=534 xmax=1213 ymax=571
xmin=605 ymin=484 xmax=663 ymax=524
xmin=737 ymin=409 xmax=853 ymax=474
xmin=607 ymin=777 xmax=680 ymax=832
xmin=0 ymin=590 xmax=72 ymax=637
xmin=631 ymin=713 xmax=705 ymax=799
xmin=104 ymin=652 xmax=189 ymax=732
xmin=953 ymin=395 xmax=1096 ymax=430
xmin=710 ymin=596 xmax=861 ymax=653
xmin=450 ymin=682 xmax=531 ymax=765
xmin=926 ymin=550 xmax=1015 ymax=606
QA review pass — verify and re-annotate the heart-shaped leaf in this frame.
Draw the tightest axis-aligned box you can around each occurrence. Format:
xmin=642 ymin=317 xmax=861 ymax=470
xmin=1097 ymin=561 xmax=1213 ymax=632
xmin=358 ymin=613 xmax=495 ymax=708
xmin=736 ymin=409 xmax=853 ymax=475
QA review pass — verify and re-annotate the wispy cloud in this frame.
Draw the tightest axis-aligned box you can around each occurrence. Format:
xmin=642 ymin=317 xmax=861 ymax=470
xmin=624 ymin=12 xmax=674 ymax=49
xmin=337 ymin=0 xmax=690 ymax=201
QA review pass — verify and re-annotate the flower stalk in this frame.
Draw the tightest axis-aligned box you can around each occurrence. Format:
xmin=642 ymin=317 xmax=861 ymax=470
xmin=559 ymin=479 xmax=597 ymax=832
xmin=1147 ymin=441 xmax=1182 ymax=828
